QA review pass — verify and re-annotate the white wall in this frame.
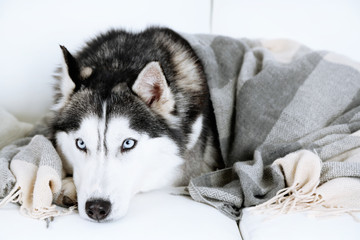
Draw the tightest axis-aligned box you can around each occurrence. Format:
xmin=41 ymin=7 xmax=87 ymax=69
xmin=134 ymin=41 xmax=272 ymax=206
xmin=0 ymin=0 xmax=210 ymax=123
xmin=212 ymin=0 xmax=360 ymax=61
xmin=0 ymin=0 xmax=359 ymax=123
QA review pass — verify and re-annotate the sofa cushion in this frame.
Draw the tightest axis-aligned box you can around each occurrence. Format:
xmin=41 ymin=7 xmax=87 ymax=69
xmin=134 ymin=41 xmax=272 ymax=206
xmin=240 ymin=207 xmax=360 ymax=240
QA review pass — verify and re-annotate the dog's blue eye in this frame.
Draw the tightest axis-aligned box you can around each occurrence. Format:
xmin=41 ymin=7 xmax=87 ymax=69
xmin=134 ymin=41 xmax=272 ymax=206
xmin=76 ymin=138 xmax=87 ymax=151
xmin=121 ymin=138 xmax=136 ymax=152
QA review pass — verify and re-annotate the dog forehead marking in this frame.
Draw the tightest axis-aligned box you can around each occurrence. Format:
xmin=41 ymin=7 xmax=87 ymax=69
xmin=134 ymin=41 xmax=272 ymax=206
xmin=78 ymin=107 xmax=147 ymax=159
xmin=83 ymin=102 xmax=108 ymax=156
xmin=106 ymin=117 xmax=141 ymax=141
xmin=98 ymin=102 xmax=108 ymax=156
xmin=80 ymin=67 xmax=93 ymax=79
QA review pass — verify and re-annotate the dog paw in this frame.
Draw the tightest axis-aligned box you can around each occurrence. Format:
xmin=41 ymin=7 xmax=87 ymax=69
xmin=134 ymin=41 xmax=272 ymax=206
xmin=56 ymin=177 xmax=77 ymax=207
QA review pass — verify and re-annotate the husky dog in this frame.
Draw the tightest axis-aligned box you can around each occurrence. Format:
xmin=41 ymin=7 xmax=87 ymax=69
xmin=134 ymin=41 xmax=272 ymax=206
xmin=51 ymin=27 xmax=222 ymax=222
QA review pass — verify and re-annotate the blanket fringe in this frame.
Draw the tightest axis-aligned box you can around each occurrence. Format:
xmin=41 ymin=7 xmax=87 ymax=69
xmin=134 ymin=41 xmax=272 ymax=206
xmin=21 ymin=204 xmax=78 ymax=221
xmin=255 ymin=182 xmax=324 ymax=214
xmin=0 ymin=184 xmax=22 ymax=208
xmin=1 ymin=184 xmax=77 ymax=224
xmin=254 ymin=182 xmax=360 ymax=220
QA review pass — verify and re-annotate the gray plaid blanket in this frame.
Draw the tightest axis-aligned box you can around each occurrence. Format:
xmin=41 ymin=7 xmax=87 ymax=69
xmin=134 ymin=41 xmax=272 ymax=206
xmin=183 ymin=34 xmax=360 ymax=220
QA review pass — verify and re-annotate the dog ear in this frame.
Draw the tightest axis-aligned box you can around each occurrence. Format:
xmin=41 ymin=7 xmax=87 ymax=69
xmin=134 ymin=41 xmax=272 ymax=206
xmin=59 ymin=45 xmax=82 ymax=90
xmin=132 ymin=61 xmax=176 ymax=119
xmin=53 ymin=46 xmax=92 ymax=111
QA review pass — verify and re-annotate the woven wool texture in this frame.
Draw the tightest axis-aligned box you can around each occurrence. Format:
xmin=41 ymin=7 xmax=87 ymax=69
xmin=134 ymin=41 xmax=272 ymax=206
xmin=183 ymin=34 xmax=360 ymax=220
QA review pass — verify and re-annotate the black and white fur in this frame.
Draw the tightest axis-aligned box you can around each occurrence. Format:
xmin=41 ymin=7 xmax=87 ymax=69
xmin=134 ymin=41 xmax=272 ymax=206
xmin=51 ymin=27 xmax=222 ymax=222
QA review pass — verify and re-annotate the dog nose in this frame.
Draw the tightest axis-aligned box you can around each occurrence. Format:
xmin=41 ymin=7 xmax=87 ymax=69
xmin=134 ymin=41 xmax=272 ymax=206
xmin=85 ymin=199 xmax=111 ymax=221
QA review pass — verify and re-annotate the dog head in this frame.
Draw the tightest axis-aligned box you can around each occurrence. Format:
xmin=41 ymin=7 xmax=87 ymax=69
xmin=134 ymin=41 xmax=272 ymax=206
xmin=52 ymin=28 xmax=207 ymax=222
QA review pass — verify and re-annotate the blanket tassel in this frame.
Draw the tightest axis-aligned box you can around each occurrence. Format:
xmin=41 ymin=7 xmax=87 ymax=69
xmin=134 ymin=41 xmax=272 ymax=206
xmin=0 ymin=184 xmax=22 ymax=208
xmin=24 ymin=204 xmax=78 ymax=221
xmin=254 ymin=182 xmax=325 ymax=214
xmin=254 ymin=182 xmax=360 ymax=221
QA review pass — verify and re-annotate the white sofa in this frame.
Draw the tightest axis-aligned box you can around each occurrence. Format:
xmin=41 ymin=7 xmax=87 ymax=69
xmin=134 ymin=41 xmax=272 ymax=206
xmin=1 ymin=1 xmax=360 ymax=239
